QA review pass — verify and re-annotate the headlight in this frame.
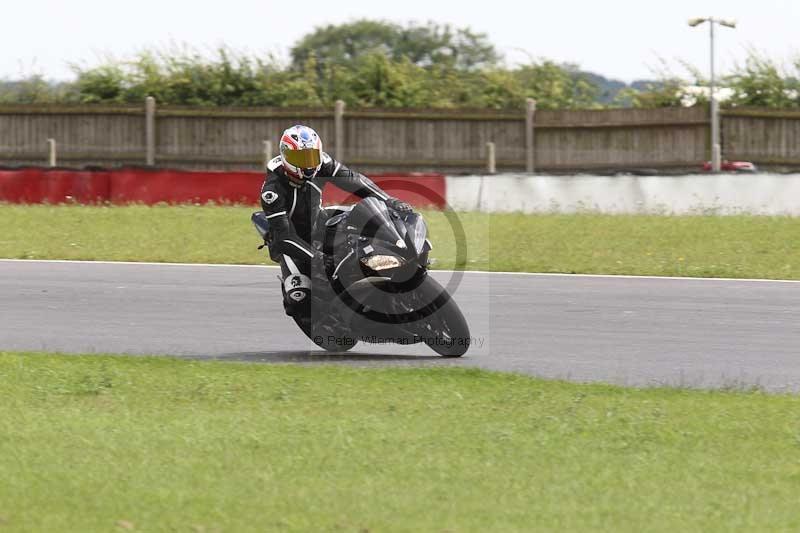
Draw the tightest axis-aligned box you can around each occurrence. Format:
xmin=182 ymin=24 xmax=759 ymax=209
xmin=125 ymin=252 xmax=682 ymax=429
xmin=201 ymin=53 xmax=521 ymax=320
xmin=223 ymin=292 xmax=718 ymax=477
xmin=361 ymin=255 xmax=404 ymax=271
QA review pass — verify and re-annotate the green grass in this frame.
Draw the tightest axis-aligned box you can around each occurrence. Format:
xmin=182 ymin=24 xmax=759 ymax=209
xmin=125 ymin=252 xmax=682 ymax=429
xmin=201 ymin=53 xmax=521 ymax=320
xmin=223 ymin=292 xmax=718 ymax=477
xmin=1 ymin=352 xmax=800 ymax=532
xmin=1 ymin=204 xmax=799 ymax=279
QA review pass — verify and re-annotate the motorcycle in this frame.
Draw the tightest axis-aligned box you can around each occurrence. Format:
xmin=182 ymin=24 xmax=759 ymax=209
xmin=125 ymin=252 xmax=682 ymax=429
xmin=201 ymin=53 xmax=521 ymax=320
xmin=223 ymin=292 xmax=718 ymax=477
xmin=252 ymin=197 xmax=470 ymax=357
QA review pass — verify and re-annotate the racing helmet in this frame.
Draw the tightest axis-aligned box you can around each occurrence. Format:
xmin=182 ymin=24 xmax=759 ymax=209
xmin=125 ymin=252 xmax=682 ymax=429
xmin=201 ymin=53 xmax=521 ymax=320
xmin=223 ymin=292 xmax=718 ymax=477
xmin=280 ymin=125 xmax=323 ymax=186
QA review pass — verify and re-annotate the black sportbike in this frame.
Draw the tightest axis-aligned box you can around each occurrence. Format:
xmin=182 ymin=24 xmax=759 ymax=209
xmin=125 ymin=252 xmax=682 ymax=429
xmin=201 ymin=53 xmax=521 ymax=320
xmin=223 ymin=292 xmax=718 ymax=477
xmin=252 ymin=197 xmax=470 ymax=357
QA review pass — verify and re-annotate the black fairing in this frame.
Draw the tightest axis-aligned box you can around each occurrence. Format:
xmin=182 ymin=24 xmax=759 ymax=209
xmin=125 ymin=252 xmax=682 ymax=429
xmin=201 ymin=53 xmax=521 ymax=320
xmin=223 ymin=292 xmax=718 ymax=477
xmin=323 ymin=197 xmax=428 ymax=294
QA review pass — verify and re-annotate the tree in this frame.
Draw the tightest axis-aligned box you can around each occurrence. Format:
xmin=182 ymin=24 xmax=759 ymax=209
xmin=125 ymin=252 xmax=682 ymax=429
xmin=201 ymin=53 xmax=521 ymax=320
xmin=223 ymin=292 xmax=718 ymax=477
xmin=514 ymin=61 xmax=600 ymax=109
xmin=0 ymin=76 xmax=74 ymax=104
xmin=616 ymin=80 xmax=687 ymax=108
xmin=290 ymin=20 xmax=500 ymax=71
xmin=610 ymin=59 xmax=705 ymax=109
xmin=70 ymin=47 xmax=322 ymax=107
xmin=13 ymin=21 xmax=620 ymax=110
xmin=725 ymin=52 xmax=800 ymax=108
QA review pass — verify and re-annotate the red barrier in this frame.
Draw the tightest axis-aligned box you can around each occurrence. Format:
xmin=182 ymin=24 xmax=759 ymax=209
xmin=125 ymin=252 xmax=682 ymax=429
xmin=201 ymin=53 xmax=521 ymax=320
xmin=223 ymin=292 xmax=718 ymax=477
xmin=0 ymin=168 xmax=109 ymax=204
xmin=109 ymin=169 xmax=263 ymax=205
xmin=0 ymin=168 xmax=446 ymax=208
xmin=322 ymin=174 xmax=446 ymax=209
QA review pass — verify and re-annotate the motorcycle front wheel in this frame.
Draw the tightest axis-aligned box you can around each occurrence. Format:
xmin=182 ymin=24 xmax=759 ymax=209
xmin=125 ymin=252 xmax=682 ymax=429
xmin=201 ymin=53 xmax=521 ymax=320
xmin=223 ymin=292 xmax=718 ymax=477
xmin=405 ymin=276 xmax=471 ymax=358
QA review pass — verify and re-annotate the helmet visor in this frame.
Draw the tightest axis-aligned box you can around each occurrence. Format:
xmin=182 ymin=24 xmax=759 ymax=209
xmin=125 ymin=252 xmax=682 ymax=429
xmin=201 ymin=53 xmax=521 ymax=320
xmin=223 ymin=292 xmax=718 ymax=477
xmin=284 ymin=148 xmax=321 ymax=169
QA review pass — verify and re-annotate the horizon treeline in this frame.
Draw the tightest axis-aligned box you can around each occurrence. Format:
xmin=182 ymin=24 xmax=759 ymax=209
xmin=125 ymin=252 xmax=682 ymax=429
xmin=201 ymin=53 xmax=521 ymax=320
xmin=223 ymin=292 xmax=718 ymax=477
xmin=1 ymin=20 xmax=799 ymax=110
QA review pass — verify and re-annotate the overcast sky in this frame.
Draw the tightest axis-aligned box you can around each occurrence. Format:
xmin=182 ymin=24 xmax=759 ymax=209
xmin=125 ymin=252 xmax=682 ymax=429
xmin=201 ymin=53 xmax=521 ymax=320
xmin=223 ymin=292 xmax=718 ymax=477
xmin=3 ymin=0 xmax=798 ymax=82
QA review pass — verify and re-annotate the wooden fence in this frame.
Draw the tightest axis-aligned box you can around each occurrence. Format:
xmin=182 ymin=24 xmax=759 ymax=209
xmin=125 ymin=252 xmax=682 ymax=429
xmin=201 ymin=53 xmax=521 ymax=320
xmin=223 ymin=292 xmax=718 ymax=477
xmin=0 ymin=100 xmax=797 ymax=173
xmin=722 ymin=108 xmax=800 ymax=168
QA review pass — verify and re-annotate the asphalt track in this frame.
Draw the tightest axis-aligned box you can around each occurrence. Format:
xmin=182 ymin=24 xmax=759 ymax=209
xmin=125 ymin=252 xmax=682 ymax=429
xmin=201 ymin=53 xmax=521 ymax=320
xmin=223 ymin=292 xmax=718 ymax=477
xmin=1 ymin=259 xmax=799 ymax=391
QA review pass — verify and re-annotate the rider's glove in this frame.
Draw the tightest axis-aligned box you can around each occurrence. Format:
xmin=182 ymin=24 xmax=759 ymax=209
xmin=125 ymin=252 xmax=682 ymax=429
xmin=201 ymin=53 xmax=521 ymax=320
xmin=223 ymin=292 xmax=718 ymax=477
xmin=386 ymin=197 xmax=412 ymax=214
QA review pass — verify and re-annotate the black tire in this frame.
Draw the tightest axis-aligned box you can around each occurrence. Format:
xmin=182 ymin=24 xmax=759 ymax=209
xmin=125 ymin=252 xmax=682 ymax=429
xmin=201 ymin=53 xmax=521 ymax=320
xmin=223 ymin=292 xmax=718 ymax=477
xmin=293 ymin=314 xmax=359 ymax=352
xmin=411 ymin=277 xmax=471 ymax=357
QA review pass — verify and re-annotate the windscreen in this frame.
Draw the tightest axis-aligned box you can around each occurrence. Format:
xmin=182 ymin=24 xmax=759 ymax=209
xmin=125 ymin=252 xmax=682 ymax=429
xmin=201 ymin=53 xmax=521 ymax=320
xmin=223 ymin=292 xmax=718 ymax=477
xmin=348 ymin=197 xmax=403 ymax=246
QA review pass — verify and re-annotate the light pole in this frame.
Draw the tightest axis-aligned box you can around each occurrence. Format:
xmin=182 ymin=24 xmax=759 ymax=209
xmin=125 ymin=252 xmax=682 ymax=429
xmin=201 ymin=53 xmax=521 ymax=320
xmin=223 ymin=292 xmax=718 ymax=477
xmin=688 ymin=17 xmax=736 ymax=172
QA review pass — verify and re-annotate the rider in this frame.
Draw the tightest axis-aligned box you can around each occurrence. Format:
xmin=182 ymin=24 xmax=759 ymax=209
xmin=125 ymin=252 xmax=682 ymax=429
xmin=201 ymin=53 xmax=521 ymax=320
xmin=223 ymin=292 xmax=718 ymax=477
xmin=258 ymin=124 xmax=412 ymax=316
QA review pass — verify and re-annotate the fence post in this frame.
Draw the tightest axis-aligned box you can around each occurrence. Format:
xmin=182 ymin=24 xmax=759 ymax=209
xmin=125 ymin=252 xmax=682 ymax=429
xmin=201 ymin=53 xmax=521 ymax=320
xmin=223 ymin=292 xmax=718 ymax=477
xmin=47 ymin=138 xmax=57 ymax=167
xmin=486 ymin=142 xmax=496 ymax=174
xmin=334 ymin=100 xmax=346 ymax=160
xmin=145 ymin=96 xmax=156 ymax=166
xmin=263 ymin=140 xmax=273 ymax=167
xmin=525 ymin=98 xmax=536 ymax=173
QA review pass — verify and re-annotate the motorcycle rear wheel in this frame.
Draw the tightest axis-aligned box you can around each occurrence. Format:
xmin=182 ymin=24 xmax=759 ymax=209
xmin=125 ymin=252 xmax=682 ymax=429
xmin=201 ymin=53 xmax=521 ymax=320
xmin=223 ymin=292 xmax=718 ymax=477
xmin=293 ymin=314 xmax=359 ymax=352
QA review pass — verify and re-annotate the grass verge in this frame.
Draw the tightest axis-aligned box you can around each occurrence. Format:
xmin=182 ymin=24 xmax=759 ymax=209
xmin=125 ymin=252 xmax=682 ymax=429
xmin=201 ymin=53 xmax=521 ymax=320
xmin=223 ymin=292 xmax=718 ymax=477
xmin=1 ymin=204 xmax=799 ymax=279
xmin=1 ymin=352 xmax=800 ymax=532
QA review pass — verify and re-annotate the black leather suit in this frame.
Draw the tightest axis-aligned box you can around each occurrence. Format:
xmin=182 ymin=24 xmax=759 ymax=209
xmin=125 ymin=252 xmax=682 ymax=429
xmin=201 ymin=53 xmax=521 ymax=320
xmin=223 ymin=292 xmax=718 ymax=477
xmin=258 ymin=152 xmax=393 ymax=314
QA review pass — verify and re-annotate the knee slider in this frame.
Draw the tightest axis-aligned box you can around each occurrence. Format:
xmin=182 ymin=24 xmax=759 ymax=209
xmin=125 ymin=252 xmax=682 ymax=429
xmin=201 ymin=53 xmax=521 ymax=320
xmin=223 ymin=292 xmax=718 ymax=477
xmin=284 ymin=273 xmax=312 ymax=304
